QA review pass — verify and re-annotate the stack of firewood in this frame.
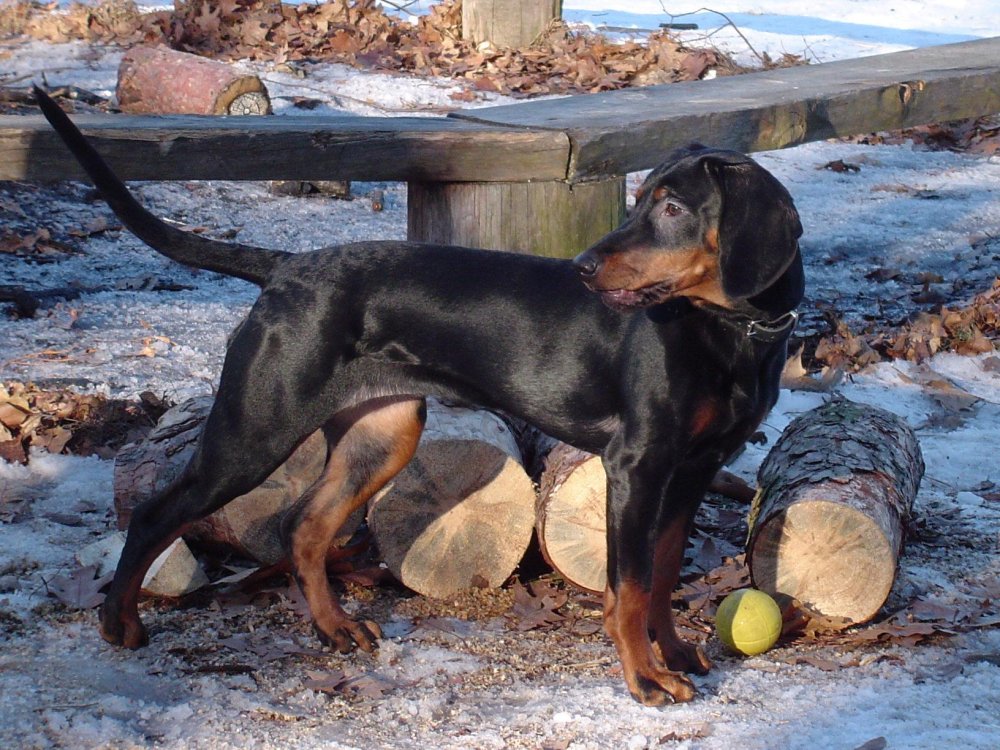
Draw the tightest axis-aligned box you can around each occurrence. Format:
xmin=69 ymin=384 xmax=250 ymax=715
xmin=115 ymin=395 xmax=923 ymax=628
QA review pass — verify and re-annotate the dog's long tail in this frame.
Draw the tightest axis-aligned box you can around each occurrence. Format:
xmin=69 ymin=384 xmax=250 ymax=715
xmin=34 ymin=86 xmax=288 ymax=286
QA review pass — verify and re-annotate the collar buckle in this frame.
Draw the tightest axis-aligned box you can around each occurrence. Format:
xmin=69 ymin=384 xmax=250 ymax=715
xmin=746 ymin=310 xmax=799 ymax=341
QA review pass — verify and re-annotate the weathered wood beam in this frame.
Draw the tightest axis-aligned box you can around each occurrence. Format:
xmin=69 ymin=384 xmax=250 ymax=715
xmin=0 ymin=114 xmax=570 ymax=182
xmin=454 ymin=37 xmax=1000 ymax=180
xmin=462 ymin=0 xmax=562 ymax=49
xmin=3 ymin=38 xmax=998 ymax=185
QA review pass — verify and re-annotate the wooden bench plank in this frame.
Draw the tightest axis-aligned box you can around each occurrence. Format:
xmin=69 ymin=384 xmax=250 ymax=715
xmin=2 ymin=38 xmax=997 ymax=185
xmin=0 ymin=114 xmax=570 ymax=182
xmin=454 ymin=37 xmax=1000 ymax=180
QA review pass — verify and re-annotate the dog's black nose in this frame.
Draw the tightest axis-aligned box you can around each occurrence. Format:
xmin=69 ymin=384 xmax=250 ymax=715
xmin=573 ymin=251 xmax=599 ymax=278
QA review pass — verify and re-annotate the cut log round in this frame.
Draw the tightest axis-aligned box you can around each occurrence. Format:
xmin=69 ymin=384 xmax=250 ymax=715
xmin=114 ymin=397 xmax=347 ymax=565
xmin=534 ymin=445 xmax=757 ymax=592
xmin=367 ymin=400 xmax=535 ymax=598
xmin=116 ymin=46 xmax=271 ymax=116
xmin=748 ymin=398 xmax=924 ymax=626
xmin=536 ymin=444 xmax=607 ymax=593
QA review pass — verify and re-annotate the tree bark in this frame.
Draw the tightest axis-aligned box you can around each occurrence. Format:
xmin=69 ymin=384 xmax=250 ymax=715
xmin=116 ymin=46 xmax=271 ymax=115
xmin=748 ymin=398 xmax=924 ymax=626
xmin=367 ymin=400 xmax=535 ymax=598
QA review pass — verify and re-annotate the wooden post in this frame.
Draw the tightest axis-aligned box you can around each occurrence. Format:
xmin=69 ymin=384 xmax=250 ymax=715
xmin=463 ymin=0 xmax=562 ymax=49
xmin=407 ymin=176 xmax=625 ymax=258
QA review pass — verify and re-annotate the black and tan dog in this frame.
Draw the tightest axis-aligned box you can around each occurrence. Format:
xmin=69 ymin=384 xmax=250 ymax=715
xmin=36 ymin=87 xmax=803 ymax=706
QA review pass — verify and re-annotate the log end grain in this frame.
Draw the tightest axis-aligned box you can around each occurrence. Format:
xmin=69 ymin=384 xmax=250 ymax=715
xmin=368 ymin=438 xmax=535 ymax=599
xmin=536 ymin=452 xmax=607 ymax=592
xmin=748 ymin=399 xmax=923 ymax=625
xmin=749 ymin=497 xmax=897 ymax=624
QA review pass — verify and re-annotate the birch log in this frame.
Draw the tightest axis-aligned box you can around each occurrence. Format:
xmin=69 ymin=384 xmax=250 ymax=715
xmin=367 ymin=400 xmax=535 ymax=598
xmin=748 ymin=398 xmax=924 ymax=626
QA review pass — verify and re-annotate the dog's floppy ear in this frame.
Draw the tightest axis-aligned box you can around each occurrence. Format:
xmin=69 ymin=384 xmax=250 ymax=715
xmin=703 ymin=154 xmax=802 ymax=300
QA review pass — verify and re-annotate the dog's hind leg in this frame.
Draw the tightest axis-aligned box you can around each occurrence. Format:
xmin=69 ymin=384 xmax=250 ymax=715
xmin=281 ymin=396 xmax=426 ymax=653
xmin=99 ymin=396 xmax=333 ymax=649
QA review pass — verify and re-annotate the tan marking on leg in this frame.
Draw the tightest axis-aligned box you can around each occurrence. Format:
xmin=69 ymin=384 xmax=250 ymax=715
xmin=648 ymin=519 xmax=712 ymax=675
xmin=287 ymin=397 xmax=425 ymax=652
xmin=689 ymin=399 xmax=719 ymax=440
xmin=605 ymin=578 xmax=697 ymax=705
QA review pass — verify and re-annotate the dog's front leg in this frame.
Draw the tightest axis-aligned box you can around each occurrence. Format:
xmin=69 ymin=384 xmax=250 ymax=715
xmin=601 ymin=440 xmax=699 ymax=706
xmin=647 ymin=463 xmax=715 ymax=677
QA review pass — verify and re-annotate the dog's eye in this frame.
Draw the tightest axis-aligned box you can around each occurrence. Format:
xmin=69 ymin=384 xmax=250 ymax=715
xmin=663 ymin=201 xmax=683 ymax=216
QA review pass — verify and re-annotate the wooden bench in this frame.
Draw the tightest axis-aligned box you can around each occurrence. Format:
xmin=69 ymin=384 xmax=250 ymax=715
xmin=2 ymin=37 xmax=999 ymax=257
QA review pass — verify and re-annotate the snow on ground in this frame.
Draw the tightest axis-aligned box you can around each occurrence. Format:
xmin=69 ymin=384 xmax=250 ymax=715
xmin=559 ymin=0 xmax=1000 ymax=64
xmin=2 ymin=1 xmax=1000 ymax=748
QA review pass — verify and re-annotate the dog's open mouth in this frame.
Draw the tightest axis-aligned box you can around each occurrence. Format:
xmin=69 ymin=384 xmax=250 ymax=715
xmin=594 ymin=281 xmax=677 ymax=310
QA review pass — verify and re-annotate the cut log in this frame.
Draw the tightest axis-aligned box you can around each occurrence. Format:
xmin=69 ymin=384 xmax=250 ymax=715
xmin=462 ymin=0 xmax=561 ymax=48
xmin=113 ymin=397 xmax=355 ymax=565
xmin=536 ymin=444 xmax=607 ymax=593
xmin=116 ymin=46 xmax=271 ymax=116
xmin=748 ymin=398 xmax=924 ymax=626
xmin=535 ymin=446 xmax=758 ymax=593
xmin=367 ymin=400 xmax=535 ymax=598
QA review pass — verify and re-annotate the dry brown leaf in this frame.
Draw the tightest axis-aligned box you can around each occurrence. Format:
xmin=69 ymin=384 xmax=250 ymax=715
xmin=48 ymin=564 xmax=114 ymax=609
xmin=781 ymin=346 xmax=844 ymax=391
xmin=303 ymin=668 xmax=405 ymax=698
xmin=0 ymin=381 xmax=167 ymax=462
xmin=508 ymin=579 xmax=568 ymax=631
xmin=8 ymin=0 xmax=745 ymax=98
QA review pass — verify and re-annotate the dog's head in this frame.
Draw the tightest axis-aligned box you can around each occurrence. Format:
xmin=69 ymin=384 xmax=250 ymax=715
xmin=573 ymin=144 xmax=803 ymax=312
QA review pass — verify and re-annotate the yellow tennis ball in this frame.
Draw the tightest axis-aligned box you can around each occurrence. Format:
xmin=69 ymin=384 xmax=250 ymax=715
xmin=715 ymin=589 xmax=782 ymax=656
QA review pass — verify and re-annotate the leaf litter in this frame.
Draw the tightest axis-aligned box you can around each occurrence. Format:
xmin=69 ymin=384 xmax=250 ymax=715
xmin=1 ymin=0 xmax=743 ymax=98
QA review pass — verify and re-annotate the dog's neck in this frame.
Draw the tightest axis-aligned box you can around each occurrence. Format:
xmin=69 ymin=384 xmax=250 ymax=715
xmin=673 ymin=247 xmax=803 ymax=341
xmin=743 ymin=245 xmax=805 ymax=319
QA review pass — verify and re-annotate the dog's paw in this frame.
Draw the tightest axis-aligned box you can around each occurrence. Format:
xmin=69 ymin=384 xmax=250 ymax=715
xmin=314 ymin=618 xmax=383 ymax=654
xmin=655 ymin=638 xmax=712 ymax=676
xmin=99 ymin=606 xmax=149 ymax=649
xmin=627 ymin=666 xmax=697 ymax=706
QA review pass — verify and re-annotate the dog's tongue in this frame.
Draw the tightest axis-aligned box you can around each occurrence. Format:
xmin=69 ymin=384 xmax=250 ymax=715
xmin=600 ymin=289 xmax=643 ymax=309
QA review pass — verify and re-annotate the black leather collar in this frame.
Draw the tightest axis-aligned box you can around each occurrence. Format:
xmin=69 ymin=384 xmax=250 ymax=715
xmin=645 ymin=299 xmax=799 ymax=342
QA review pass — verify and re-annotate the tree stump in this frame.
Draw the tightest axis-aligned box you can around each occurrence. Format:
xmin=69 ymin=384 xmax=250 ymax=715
xmin=462 ymin=0 xmax=562 ymax=48
xmin=536 ymin=444 xmax=607 ymax=592
xmin=116 ymin=46 xmax=271 ymax=115
xmin=367 ymin=400 xmax=536 ymax=598
xmin=113 ymin=397 xmax=348 ymax=565
xmin=748 ymin=398 xmax=924 ymax=626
